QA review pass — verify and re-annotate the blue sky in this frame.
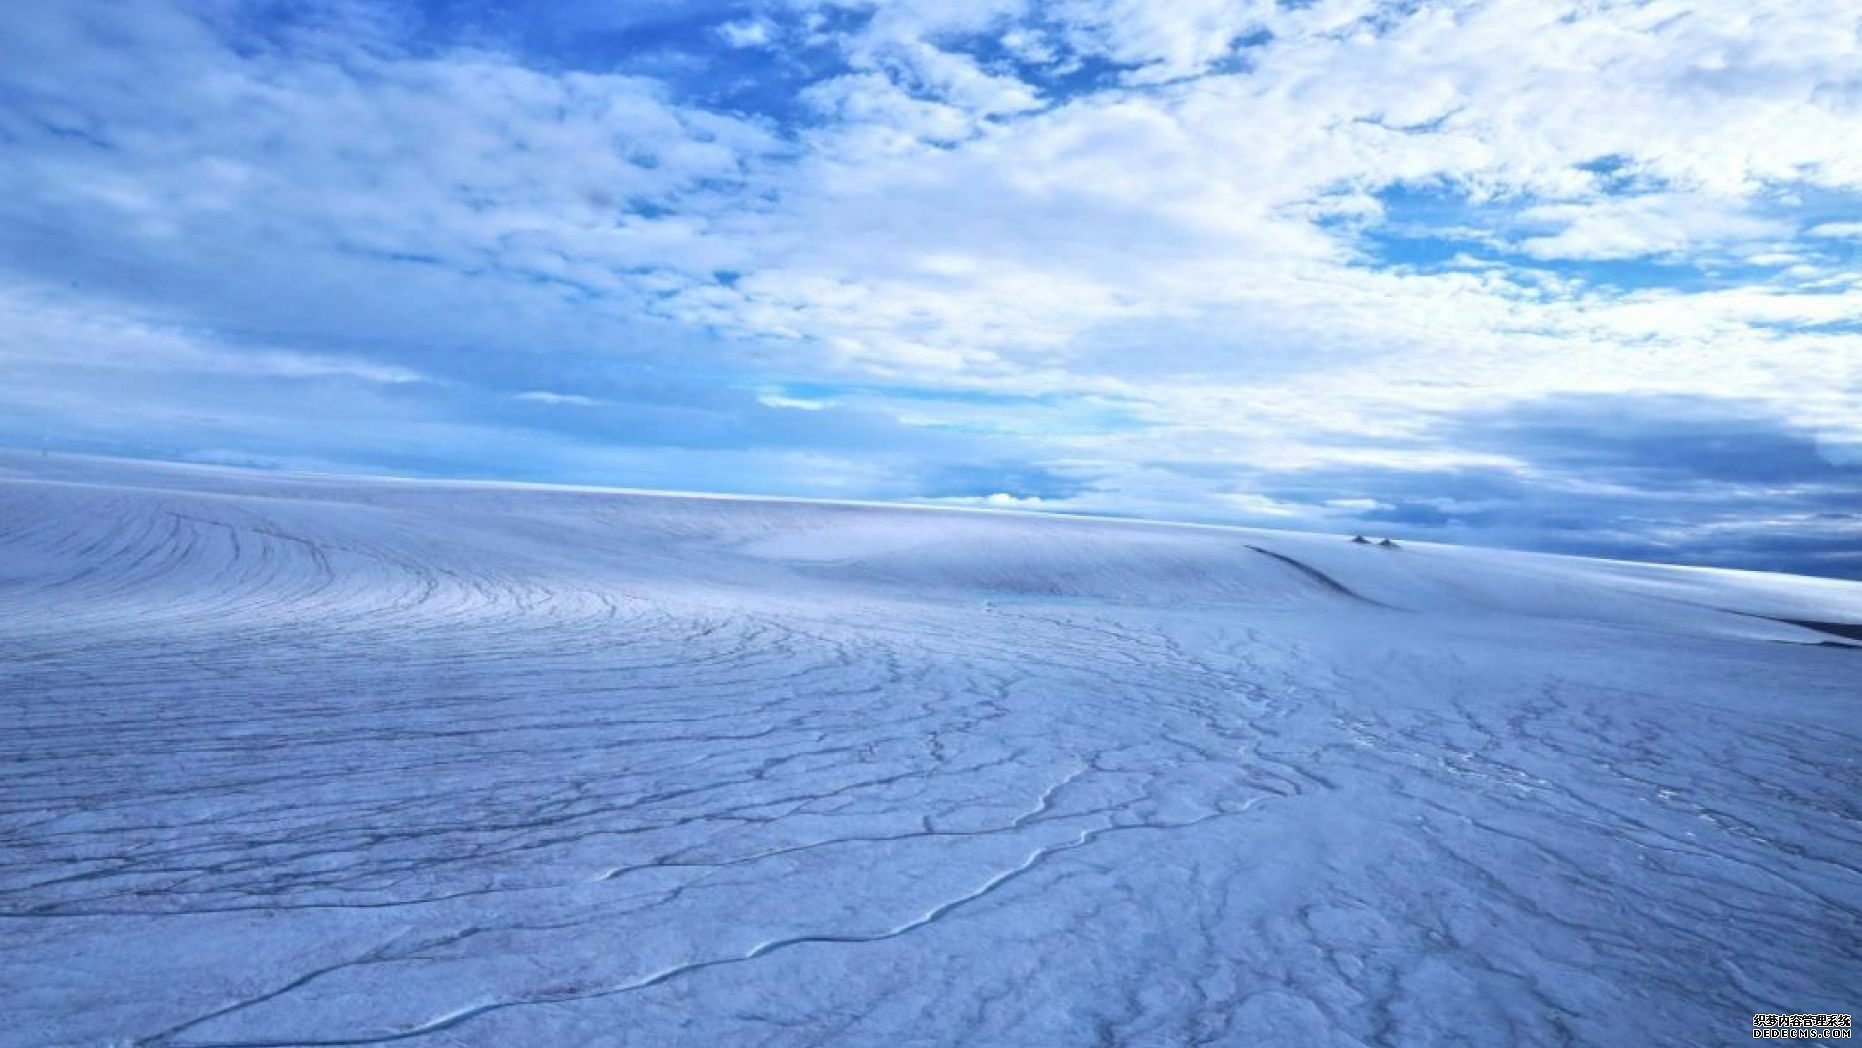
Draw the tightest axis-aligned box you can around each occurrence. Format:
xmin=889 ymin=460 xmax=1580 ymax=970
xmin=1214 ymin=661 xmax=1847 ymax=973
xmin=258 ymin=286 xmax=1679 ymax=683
xmin=2 ymin=0 xmax=1859 ymax=577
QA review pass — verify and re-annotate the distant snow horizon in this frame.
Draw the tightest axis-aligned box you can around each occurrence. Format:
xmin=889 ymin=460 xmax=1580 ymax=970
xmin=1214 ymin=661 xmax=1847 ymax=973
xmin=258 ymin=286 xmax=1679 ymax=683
xmin=10 ymin=446 xmax=1857 ymax=584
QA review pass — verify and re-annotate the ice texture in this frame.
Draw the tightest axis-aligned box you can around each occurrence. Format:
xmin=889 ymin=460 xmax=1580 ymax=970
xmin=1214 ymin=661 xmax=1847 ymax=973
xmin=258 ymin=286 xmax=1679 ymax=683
xmin=1 ymin=453 xmax=1857 ymax=1046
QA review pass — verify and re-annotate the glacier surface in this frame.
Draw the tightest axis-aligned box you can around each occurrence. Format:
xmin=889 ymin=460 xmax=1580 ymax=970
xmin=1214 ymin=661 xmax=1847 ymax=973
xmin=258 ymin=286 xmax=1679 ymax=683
xmin=1 ymin=453 xmax=1857 ymax=1046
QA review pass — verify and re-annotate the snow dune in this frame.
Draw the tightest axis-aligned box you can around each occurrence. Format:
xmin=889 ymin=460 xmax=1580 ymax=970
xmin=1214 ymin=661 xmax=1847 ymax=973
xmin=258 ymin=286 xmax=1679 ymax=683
xmin=1 ymin=453 xmax=1856 ymax=1046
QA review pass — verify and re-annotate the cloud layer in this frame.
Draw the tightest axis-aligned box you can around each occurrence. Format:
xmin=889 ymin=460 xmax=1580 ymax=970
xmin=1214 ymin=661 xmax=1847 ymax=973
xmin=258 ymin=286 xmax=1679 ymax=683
xmin=2 ymin=0 xmax=1858 ymax=574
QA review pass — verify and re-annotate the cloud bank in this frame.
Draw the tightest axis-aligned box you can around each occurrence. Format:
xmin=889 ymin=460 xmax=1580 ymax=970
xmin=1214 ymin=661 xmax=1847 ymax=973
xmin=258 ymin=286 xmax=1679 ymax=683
xmin=1 ymin=0 xmax=1858 ymax=574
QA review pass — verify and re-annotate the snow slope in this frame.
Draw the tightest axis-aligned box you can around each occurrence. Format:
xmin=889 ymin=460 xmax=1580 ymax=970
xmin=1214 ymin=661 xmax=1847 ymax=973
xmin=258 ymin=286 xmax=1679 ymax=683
xmin=1 ymin=453 xmax=1856 ymax=1047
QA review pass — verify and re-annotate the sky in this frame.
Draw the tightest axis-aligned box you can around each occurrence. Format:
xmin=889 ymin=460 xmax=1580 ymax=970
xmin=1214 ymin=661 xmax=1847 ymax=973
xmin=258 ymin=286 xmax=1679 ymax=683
xmin=1 ymin=0 xmax=1860 ymax=577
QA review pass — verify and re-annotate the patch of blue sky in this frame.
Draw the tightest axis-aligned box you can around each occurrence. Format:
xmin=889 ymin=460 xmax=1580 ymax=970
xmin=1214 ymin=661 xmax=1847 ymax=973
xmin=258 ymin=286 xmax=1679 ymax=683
xmin=947 ymin=35 xmax=1139 ymax=101
xmin=376 ymin=0 xmax=853 ymax=124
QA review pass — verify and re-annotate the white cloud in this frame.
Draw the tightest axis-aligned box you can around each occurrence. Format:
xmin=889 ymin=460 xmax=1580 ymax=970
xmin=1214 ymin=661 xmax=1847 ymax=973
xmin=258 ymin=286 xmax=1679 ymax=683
xmin=1516 ymin=194 xmax=1789 ymax=261
xmin=982 ymin=492 xmax=1044 ymax=507
xmin=661 ymin=0 xmax=1862 ymax=468
xmin=718 ymin=19 xmax=774 ymax=48
xmin=1217 ymin=492 xmax=1306 ymax=518
xmin=0 ymin=284 xmax=427 ymax=385
xmin=758 ymin=393 xmax=830 ymax=411
xmin=1056 ymin=0 xmax=1277 ymax=84
xmin=514 ymin=391 xmax=597 ymax=406
xmin=920 ymin=492 xmax=1052 ymax=511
